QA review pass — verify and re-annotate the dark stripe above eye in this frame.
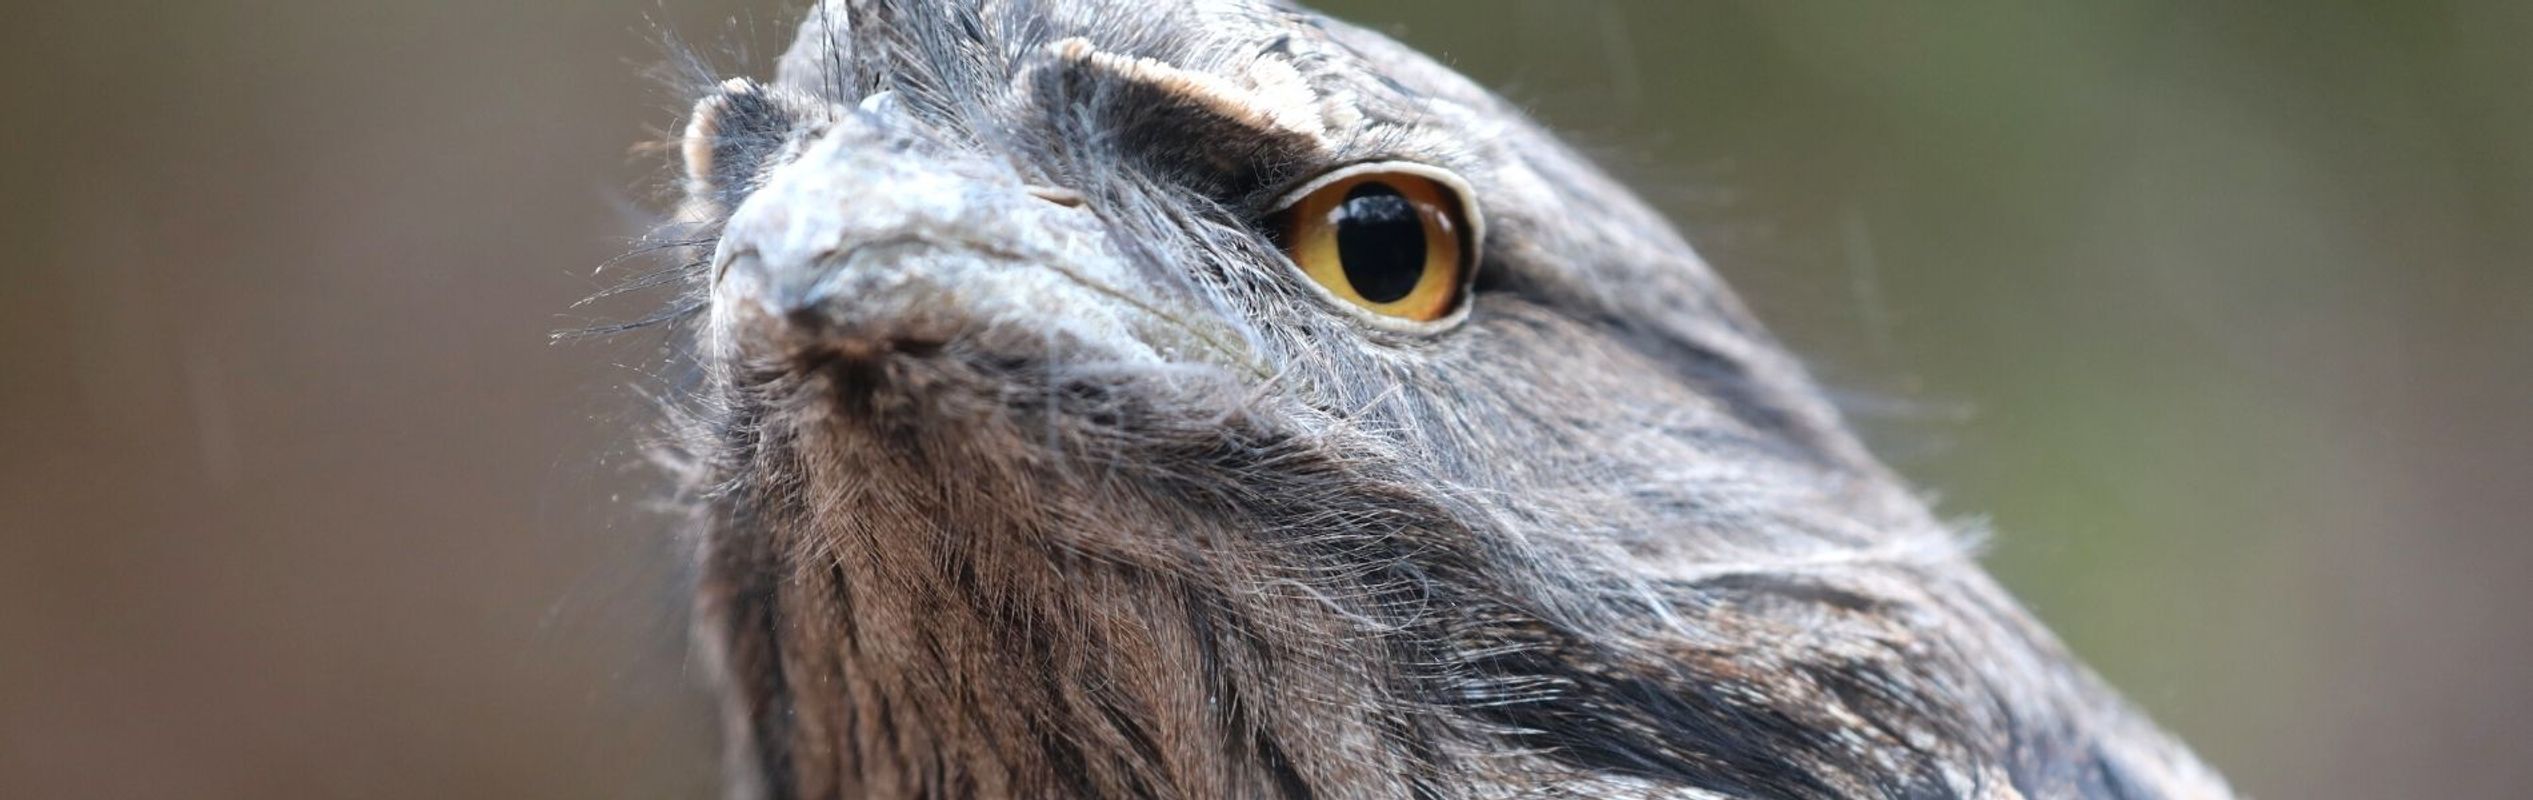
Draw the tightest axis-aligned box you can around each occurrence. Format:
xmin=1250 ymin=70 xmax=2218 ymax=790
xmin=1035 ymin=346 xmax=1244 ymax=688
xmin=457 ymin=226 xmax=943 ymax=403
xmin=1033 ymin=40 xmax=1329 ymax=202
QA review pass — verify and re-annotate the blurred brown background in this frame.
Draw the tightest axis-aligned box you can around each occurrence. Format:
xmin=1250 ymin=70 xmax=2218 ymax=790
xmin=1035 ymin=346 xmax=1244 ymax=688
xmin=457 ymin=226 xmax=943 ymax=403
xmin=1 ymin=1 xmax=2525 ymax=797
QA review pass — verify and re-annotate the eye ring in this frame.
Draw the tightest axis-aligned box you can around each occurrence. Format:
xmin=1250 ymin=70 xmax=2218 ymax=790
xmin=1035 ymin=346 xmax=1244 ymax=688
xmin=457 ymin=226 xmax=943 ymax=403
xmin=1266 ymin=162 xmax=1485 ymax=332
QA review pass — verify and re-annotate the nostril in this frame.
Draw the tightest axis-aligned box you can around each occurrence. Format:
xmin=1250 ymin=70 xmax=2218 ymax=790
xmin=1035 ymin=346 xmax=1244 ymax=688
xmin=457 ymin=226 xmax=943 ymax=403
xmin=711 ymin=245 xmax=759 ymax=286
xmin=1024 ymin=185 xmax=1086 ymax=208
xmin=713 ymin=244 xmax=837 ymax=334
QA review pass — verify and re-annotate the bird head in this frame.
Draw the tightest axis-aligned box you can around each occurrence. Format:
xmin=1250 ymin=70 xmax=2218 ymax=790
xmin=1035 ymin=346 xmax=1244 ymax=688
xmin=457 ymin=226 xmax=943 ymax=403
xmin=649 ymin=2 xmax=2231 ymax=798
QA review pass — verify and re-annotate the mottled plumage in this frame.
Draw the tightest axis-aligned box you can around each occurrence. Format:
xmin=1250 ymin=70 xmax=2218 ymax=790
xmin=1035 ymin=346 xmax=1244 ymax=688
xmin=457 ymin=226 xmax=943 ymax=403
xmin=635 ymin=1 xmax=2231 ymax=797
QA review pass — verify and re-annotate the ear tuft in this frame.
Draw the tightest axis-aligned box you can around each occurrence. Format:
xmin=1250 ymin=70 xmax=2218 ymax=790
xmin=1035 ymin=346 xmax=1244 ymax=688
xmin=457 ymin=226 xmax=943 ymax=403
xmin=682 ymin=78 xmax=821 ymax=214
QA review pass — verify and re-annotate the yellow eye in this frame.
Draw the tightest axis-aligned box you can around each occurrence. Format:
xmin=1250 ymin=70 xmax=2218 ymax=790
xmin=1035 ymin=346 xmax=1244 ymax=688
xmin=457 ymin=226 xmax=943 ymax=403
xmin=1269 ymin=165 xmax=1478 ymax=325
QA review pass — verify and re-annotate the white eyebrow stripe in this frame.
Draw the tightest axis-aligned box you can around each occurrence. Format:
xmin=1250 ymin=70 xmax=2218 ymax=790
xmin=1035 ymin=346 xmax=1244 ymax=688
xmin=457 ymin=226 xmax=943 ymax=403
xmin=1045 ymin=36 xmax=1330 ymax=143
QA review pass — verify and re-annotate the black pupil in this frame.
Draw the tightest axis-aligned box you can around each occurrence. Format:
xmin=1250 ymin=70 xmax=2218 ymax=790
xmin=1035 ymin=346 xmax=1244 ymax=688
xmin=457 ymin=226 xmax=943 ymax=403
xmin=1334 ymin=182 xmax=1428 ymax=304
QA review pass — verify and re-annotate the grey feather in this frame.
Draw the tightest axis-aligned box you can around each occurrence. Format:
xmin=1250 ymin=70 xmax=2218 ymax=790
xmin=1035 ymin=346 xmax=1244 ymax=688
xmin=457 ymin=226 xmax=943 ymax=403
xmin=631 ymin=2 xmax=2233 ymax=798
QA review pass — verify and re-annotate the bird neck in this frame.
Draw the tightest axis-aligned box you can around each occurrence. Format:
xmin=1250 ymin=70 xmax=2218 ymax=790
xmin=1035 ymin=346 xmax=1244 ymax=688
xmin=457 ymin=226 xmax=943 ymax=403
xmin=693 ymin=417 xmax=1426 ymax=799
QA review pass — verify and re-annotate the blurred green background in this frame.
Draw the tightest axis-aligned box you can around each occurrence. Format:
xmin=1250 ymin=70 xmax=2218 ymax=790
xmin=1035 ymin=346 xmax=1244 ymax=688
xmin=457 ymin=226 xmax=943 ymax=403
xmin=2 ymin=1 xmax=2525 ymax=797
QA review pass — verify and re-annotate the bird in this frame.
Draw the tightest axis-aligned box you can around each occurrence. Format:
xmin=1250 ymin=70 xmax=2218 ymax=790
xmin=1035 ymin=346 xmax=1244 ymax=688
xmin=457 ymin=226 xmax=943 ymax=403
xmin=638 ymin=1 xmax=2234 ymax=797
